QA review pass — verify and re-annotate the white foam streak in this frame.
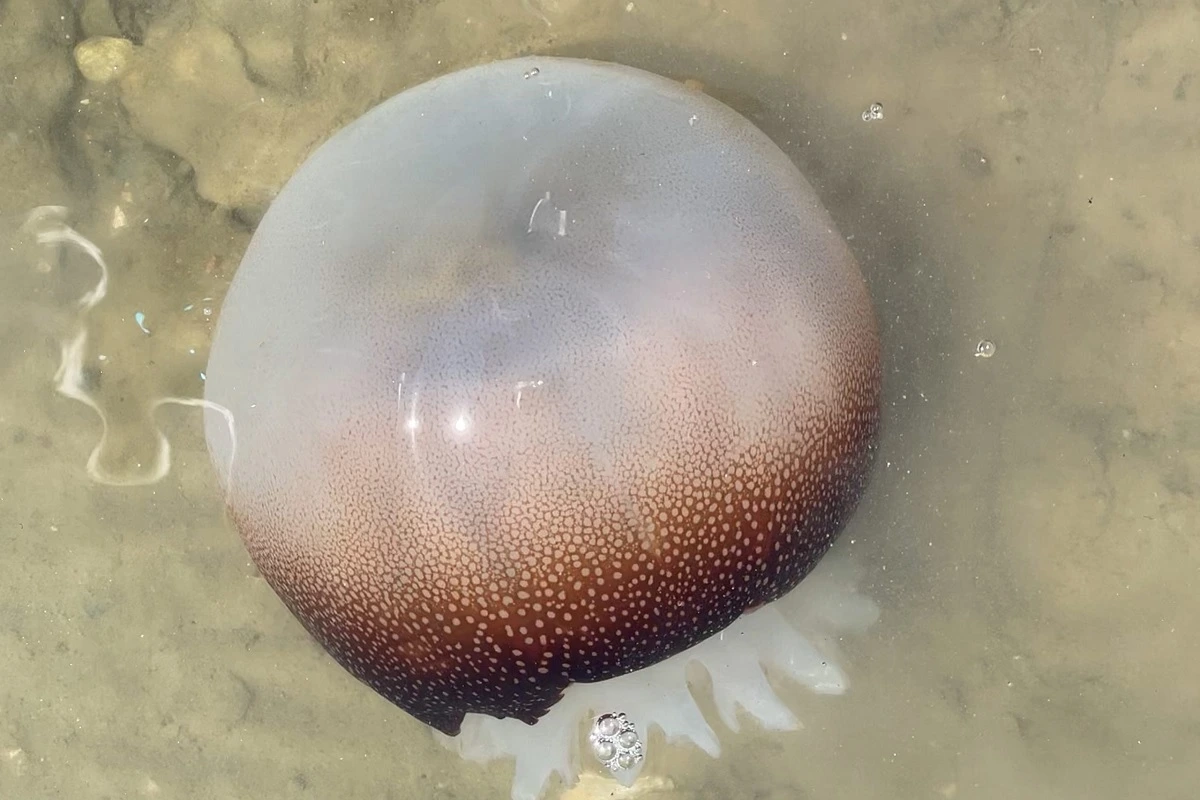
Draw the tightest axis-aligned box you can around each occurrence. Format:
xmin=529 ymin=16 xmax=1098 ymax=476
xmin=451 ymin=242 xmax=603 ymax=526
xmin=21 ymin=206 xmax=236 ymax=488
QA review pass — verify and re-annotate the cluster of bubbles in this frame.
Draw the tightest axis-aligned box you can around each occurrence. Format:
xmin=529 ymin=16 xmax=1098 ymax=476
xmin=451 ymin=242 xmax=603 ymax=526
xmin=587 ymin=712 xmax=646 ymax=775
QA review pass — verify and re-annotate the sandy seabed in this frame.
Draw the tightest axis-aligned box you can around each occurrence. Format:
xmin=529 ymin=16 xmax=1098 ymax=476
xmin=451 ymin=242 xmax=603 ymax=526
xmin=1 ymin=0 xmax=1197 ymax=798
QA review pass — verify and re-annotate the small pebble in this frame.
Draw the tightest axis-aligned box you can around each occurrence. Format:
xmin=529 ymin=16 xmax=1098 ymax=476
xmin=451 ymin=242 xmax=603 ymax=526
xmin=74 ymin=36 xmax=137 ymax=84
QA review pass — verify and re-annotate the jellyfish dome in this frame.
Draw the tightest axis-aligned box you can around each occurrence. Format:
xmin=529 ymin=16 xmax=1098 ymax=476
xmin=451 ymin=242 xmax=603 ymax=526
xmin=203 ymin=56 xmax=881 ymax=799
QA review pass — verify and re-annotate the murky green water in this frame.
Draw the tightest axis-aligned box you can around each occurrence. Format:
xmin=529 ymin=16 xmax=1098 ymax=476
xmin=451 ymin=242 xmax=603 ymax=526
xmin=2 ymin=1 xmax=1196 ymax=798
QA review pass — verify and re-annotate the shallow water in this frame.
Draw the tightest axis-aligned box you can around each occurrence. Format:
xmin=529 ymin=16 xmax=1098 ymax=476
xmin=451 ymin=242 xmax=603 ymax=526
xmin=1 ymin=1 xmax=1197 ymax=799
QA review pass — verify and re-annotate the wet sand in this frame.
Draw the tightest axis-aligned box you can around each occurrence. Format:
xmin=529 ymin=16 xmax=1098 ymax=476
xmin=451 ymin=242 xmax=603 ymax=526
xmin=1 ymin=0 xmax=1197 ymax=798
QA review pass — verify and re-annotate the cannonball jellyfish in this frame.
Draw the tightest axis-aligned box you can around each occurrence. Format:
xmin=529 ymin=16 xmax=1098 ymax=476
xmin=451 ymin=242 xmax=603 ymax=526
xmin=204 ymin=56 xmax=881 ymax=798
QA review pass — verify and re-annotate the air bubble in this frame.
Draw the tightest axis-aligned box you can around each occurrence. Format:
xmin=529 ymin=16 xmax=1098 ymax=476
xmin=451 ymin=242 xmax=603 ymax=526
xmin=861 ymin=102 xmax=884 ymax=122
xmin=588 ymin=711 xmax=644 ymax=776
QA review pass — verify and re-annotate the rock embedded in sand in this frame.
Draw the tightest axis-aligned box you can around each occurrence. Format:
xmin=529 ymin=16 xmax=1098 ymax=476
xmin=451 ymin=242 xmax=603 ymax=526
xmin=74 ymin=36 xmax=138 ymax=84
xmin=114 ymin=22 xmax=319 ymax=211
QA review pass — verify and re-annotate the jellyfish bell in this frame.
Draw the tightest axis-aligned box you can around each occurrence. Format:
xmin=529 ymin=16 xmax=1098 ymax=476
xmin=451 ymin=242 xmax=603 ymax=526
xmin=202 ymin=56 xmax=882 ymax=799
